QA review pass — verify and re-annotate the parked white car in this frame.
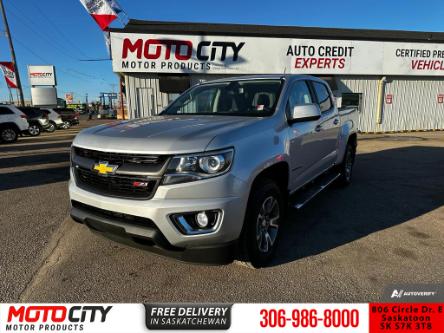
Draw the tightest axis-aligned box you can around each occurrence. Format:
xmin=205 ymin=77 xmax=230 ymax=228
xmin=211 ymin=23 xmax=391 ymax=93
xmin=43 ymin=108 xmax=64 ymax=132
xmin=0 ymin=105 xmax=29 ymax=143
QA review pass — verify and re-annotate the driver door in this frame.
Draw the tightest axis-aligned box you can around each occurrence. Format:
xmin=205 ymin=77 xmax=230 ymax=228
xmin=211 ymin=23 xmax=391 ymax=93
xmin=287 ymin=80 xmax=324 ymax=191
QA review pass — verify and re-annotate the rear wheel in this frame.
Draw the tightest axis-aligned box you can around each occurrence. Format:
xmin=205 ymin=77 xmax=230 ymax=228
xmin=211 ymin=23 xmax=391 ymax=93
xmin=242 ymin=179 xmax=283 ymax=268
xmin=28 ymin=124 xmax=41 ymax=136
xmin=62 ymin=121 xmax=71 ymax=129
xmin=0 ymin=126 xmax=18 ymax=143
xmin=46 ymin=121 xmax=56 ymax=132
xmin=337 ymin=141 xmax=356 ymax=186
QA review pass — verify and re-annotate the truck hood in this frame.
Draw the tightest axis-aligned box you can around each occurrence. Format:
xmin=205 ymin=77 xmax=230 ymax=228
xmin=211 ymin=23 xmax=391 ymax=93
xmin=73 ymin=115 xmax=261 ymax=154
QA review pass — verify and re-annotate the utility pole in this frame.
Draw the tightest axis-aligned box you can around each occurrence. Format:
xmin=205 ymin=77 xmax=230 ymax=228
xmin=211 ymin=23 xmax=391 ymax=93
xmin=85 ymin=93 xmax=88 ymax=105
xmin=0 ymin=0 xmax=24 ymax=106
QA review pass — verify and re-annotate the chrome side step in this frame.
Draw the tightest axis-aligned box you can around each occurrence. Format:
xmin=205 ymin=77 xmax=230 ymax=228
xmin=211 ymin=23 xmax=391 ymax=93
xmin=291 ymin=172 xmax=340 ymax=210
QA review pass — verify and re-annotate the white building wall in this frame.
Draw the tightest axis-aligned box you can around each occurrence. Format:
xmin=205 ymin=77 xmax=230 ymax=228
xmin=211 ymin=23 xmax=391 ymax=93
xmin=125 ymin=73 xmax=444 ymax=133
xmin=124 ymin=74 xmax=170 ymax=119
xmin=338 ymin=76 xmax=444 ymax=132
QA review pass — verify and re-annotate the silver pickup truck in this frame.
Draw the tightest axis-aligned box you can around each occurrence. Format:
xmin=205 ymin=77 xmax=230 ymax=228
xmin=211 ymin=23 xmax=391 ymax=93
xmin=69 ymin=75 xmax=357 ymax=267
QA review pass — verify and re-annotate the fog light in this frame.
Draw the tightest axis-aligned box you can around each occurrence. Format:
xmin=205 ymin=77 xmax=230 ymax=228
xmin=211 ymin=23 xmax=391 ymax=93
xmin=196 ymin=211 xmax=209 ymax=228
xmin=171 ymin=210 xmax=222 ymax=235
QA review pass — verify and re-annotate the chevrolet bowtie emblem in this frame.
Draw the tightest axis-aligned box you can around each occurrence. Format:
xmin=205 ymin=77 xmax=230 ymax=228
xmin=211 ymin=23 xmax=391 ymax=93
xmin=93 ymin=161 xmax=118 ymax=175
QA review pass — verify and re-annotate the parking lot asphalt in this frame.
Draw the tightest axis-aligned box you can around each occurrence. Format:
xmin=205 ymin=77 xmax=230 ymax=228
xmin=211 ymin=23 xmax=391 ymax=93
xmin=1 ymin=120 xmax=443 ymax=303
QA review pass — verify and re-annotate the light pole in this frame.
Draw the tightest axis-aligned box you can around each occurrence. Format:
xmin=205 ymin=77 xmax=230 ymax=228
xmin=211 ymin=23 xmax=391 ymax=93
xmin=0 ymin=0 xmax=25 ymax=106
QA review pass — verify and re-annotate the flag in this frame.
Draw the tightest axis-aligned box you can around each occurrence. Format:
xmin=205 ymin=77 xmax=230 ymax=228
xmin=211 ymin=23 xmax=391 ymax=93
xmin=109 ymin=0 xmax=123 ymax=14
xmin=0 ymin=62 xmax=18 ymax=89
xmin=79 ymin=0 xmax=118 ymax=30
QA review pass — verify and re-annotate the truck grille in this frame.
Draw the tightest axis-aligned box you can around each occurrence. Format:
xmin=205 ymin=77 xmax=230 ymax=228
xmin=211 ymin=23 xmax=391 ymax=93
xmin=73 ymin=147 xmax=166 ymax=165
xmin=75 ymin=168 xmax=158 ymax=199
xmin=72 ymin=147 xmax=167 ymax=200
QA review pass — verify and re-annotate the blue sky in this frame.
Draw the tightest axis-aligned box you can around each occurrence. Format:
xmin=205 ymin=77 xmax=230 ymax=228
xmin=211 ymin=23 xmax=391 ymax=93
xmin=0 ymin=0 xmax=442 ymax=103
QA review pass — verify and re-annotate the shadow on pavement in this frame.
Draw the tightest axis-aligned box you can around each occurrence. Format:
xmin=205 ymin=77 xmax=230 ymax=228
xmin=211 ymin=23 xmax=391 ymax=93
xmin=272 ymin=146 xmax=444 ymax=266
xmin=0 ymin=141 xmax=71 ymax=153
xmin=0 ymin=152 xmax=70 ymax=169
xmin=0 ymin=166 xmax=69 ymax=191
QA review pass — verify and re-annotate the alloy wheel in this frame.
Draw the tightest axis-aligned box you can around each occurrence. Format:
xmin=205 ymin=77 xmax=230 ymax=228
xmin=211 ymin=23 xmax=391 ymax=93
xmin=344 ymin=146 xmax=354 ymax=181
xmin=1 ymin=128 xmax=16 ymax=142
xmin=256 ymin=196 xmax=280 ymax=253
xmin=29 ymin=125 xmax=40 ymax=136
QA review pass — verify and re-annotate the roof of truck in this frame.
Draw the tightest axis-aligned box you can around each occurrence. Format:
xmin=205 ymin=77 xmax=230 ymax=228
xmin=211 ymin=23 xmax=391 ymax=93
xmin=109 ymin=19 xmax=444 ymax=43
xmin=198 ymin=74 xmax=323 ymax=84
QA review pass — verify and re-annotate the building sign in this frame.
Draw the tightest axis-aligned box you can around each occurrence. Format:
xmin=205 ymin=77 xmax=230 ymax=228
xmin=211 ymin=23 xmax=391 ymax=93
xmin=438 ymin=94 xmax=444 ymax=104
xmin=65 ymin=92 xmax=74 ymax=104
xmin=31 ymin=87 xmax=57 ymax=106
xmin=385 ymin=94 xmax=393 ymax=104
xmin=110 ymin=32 xmax=444 ymax=76
xmin=28 ymin=65 xmax=56 ymax=86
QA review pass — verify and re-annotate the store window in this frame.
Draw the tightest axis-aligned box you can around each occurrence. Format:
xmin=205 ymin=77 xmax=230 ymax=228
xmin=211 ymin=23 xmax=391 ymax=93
xmin=341 ymin=93 xmax=362 ymax=111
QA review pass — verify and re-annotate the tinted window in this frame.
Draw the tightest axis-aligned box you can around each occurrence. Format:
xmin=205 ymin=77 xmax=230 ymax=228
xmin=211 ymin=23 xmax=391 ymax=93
xmin=286 ymin=80 xmax=313 ymax=117
xmin=19 ymin=108 xmax=42 ymax=118
xmin=288 ymin=81 xmax=312 ymax=108
xmin=312 ymin=82 xmax=332 ymax=113
xmin=56 ymin=108 xmax=75 ymax=115
xmin=0 ymin=107 xmax=13 ymax=115
xmin=163 ymin=80 xmax=283 ymax=117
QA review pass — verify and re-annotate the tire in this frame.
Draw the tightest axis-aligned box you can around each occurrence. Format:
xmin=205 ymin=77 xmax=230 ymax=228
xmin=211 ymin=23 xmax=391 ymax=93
xmin=62 ymin=121 xmax=71 ymax=129
xmin=241 ymin=178 xmax=284 ymax=268
xmin=28 ymin=124 xmax=41 ymax=136
xmin=336 ymin=141 xmax=356 ymax=186
xmin=0 ymin=126 xmax=18 ymax=143
xmin=46 ymin=122 xmax=56 ymax=133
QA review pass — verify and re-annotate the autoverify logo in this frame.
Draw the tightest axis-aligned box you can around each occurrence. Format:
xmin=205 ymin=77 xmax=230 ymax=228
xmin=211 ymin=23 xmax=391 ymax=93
xmin=391 ymin=289 xmax=404 ymax=298
xmin=6 ymin=305 xmax=112 ymax=332
xmin=391 ymin=289 xmax=437 ymax=299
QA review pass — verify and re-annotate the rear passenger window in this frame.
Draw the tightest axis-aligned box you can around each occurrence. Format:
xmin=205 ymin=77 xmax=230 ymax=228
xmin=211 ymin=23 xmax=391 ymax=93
xmin=312 ymin=82 xmax=332 ymax=113
xmin=0 ymin=107 xmax=13 ymax=115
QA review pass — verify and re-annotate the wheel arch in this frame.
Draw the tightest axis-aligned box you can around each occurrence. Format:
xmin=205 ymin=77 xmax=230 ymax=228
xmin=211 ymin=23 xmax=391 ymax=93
xmin=250 ymin=161 xmax=290 ymax=198
xmin=0 ymin=122 xmax=20 ymax=132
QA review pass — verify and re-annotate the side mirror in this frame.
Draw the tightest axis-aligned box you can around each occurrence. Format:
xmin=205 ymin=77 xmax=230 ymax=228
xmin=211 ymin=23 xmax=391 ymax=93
xmin=289 ymin=104 xmax=321 ymax=123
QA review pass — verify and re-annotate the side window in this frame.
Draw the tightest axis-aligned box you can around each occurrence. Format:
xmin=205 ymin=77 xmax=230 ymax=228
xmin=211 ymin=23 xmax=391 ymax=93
xmin=287 ymin=80 xmax=313 ymax=115
xmin=312 ymin=82 xmax=332 ymax=113
xmin=0 ymin=107 xmax=13 ymax=115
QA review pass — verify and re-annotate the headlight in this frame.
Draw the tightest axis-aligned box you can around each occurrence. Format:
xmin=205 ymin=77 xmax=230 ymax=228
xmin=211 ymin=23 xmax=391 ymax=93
xmin=162 ymin=148 xmax=234 ymax=185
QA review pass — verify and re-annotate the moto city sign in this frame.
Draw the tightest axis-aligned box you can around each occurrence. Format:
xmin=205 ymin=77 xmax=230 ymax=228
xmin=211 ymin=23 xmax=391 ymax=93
xmin=110 ymin=32 xmax=444 ymax=76
xmin=28 ymin=65 xmax=57 ymax=86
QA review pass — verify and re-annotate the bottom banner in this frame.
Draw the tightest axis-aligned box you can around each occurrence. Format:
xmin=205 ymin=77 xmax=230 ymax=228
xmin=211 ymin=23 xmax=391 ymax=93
xmin=0 ymin=303 xmax=442 ymax=332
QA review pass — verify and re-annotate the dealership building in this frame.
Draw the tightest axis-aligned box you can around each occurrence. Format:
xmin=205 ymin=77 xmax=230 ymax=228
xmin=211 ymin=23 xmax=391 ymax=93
xmin=109 ymin=20 xmax=444 ymax=132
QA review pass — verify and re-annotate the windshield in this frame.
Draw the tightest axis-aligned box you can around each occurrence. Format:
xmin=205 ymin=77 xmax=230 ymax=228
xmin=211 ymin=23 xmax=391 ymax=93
xmin=162 ymin=79 xmax=283 ymax=117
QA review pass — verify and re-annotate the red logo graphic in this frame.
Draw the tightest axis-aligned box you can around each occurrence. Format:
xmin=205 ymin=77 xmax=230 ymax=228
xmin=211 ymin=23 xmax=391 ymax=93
xmin=122 ymin=38 xmax=244 ymax=62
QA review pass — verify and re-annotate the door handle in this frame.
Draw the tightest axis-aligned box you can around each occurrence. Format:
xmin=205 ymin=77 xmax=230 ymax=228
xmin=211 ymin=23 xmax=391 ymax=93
xmin=333 ymin=118 xmax=339 ymax=125
xmin=315 ymin=125 xmax=322 ymax=132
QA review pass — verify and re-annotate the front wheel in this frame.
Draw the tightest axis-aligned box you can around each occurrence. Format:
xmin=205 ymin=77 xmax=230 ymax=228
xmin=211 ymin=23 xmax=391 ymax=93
xmin=336 ymin=141 xmax=356 ymax=186
xmin=0 ymin=126 xmax=18 ymax=143
xmin=28 ymin=124 xmax=41 ymax=136
xmin=242 ymin=179 xmax=283 ymax=268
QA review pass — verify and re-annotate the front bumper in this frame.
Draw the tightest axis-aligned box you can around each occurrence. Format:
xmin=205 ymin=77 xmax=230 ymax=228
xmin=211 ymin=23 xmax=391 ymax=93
xmin=69 ymin=169 xmax=249 ymax=263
